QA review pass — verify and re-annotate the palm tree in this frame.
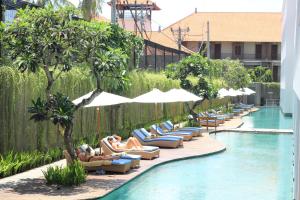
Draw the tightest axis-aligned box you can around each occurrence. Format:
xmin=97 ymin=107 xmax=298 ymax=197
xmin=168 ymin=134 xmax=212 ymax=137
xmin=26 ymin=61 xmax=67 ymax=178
xmin=32 ymin=0 xmax=103 ymax=21
xmin=79 ymin=0 xmax=102 ymax=21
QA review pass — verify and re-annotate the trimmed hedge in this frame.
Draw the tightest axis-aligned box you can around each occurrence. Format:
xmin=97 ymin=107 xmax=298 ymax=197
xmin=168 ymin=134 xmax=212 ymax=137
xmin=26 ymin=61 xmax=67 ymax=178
xmin=0 ymin=67 xmax=185 ymax=153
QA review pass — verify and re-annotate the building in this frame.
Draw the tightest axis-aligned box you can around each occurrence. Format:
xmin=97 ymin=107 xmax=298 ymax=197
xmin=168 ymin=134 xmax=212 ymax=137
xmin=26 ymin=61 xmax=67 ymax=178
xmin=108 ymin=0 xmax=191 ymax=71
xmin=163 ymin=12 xmax=282 ymax=81
xmin=281 ymin=0 xmax=300 ymax=199
xmin=109 ymin=0 xmax=160 ymax=32
xmin=2 ymin=0 xmax=38 ymax=23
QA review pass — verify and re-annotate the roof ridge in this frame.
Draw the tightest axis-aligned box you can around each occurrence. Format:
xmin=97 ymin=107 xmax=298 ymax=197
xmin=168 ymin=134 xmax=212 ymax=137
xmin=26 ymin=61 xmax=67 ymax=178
xmin=162 ymin=11 xmax=281 ymax=32
xmin=162 ymin=12 xmax=196 ymax=31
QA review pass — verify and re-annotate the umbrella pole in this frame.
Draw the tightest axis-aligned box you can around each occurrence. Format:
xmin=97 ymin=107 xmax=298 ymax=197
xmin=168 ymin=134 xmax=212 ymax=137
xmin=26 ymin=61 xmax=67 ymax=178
xmin=97 ymin=107 xmax=101 ymax=138
xmin=155 ymin=103 xmax=158 ymax=133
xmin=173 ymin=103 xmax=175 ymax=130
xmin=96 ymin=107 xmax=102 ymax=155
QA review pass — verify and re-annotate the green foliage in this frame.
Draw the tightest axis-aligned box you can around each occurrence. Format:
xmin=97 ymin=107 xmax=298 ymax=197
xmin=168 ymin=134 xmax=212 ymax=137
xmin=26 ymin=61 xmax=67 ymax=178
xmin=0 ymin=148 xmax=63 ymax=178
xmin=166 ymin=53 xmax=217 ymax=99
xmin=248 ymin=66 xmax=273 ymax=82
xmin=261 ymin=82 xmax=280 ymax=89
xmin=2 ymin=6 xmax=143 ymax=160
xmin=224 ymin=63 xmax=251 ymax=89
xmin=0 ymin=67 xmax=187 ymax=153
xmin=43 ymin=160 xmax=86 ymax=186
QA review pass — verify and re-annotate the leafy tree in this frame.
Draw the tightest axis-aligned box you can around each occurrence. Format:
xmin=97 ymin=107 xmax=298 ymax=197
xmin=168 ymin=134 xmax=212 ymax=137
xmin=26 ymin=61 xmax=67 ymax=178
xmin=166 ymin=54 xmax=218 ymax=119
xmin=224 ymin=62 xmax=251 ymax=89
xmin=33 ymin=0 xmax=103 ymax=21
xmin=248 ymin=66 xmax=273 ymax=82
xmin=3 ymin=7 xmax=142 ymax=160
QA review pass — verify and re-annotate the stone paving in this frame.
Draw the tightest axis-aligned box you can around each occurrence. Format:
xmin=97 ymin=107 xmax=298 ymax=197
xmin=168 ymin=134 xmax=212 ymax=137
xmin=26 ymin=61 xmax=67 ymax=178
xmin=0 ymin=108 xmax=257 ymax=200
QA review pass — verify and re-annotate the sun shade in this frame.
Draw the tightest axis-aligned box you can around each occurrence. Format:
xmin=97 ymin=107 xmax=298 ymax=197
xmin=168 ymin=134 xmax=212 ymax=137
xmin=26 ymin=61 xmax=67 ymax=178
xmin=164 ymin=88 xmax=203 ymax=102
xmin=72 ymin=91 xmax=132 ymax=107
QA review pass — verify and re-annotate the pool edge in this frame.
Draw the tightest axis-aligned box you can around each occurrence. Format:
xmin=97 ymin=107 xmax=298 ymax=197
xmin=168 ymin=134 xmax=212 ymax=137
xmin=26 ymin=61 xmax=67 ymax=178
xmin=95 ymin=147 xmax=226 ymax=200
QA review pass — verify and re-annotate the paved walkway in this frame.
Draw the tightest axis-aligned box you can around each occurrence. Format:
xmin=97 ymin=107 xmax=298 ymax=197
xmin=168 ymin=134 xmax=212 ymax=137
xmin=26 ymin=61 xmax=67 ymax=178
xmin=0 ymin=108 xmax=257 ymax=200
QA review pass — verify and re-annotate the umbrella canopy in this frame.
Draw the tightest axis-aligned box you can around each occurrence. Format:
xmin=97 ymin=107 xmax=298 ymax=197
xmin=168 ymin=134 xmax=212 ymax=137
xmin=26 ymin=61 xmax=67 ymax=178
xmin=164 ymin=88 xmax=203 ymax=102
xmin=72 ymin=91 xmax=132 ymax=107
xmin=239 ymin=87 xmax=256 ymax=96
xmin=132 ymin=88 xmax=171 ymax=103
xmin=228 ymin=88 xmax=243 ymax=96
xmin=218 ymin=88 xmax=231 ymax=98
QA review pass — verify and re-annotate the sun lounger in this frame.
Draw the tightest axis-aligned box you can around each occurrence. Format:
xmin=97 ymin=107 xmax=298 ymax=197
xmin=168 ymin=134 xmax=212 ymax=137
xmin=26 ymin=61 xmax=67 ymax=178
xmin=132 ymin=129 xmax=183 ymax=148
xmin=101 ymin=137 xmax=160 ymax=160
xmin=163 ymin=120 xmax=202 ymax=137
xmin=151 ymin=124 xmax=193 ymax=141
xmin=198 ymin=116 xmax=220 ymax=127
xmin=63 ymin=150 xmax=131 ymax=173
xmin=209 ymin=110 xmax=233 ymax=121
xmin=233 ymin=109 xmax=243 ymax=116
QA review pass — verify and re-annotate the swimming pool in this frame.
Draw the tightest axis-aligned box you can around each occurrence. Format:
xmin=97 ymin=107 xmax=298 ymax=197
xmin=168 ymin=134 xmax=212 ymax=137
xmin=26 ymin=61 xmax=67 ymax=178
xmin=242 ymin=107 xmax=293 ymax=129
xmin=100 ymin=132 xmax=294 ymax=200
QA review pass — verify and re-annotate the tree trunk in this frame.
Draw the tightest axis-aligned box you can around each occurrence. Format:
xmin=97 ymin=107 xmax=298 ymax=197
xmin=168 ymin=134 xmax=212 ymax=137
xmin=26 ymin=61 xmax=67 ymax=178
xmin=64 ymin=122 xmax=76 ymax=161
xmin=185 ymin=98 xmax=206 ymax=121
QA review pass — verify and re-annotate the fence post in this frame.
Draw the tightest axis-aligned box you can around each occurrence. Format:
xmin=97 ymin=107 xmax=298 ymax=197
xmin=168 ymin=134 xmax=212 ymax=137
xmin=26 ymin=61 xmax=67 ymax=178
xmin=144 ymin=43 xmax=148 ymax=68
xmin=154 ymin=44 xmax=157 ymax=71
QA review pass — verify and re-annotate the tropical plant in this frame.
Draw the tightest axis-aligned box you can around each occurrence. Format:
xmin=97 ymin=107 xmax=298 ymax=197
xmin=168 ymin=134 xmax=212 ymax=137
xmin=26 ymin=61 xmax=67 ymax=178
xmin=248 ymin=66 xmax=273 ymax=82
xmin=3 ymin=7 xmax=142 ymax=161
xmin=224 ymin=62 xmax=251 ymax=89
xmin=33 ymin=0 xmax=103 ymax=21
xmin=166 ymin=53 xmax=218 ymax=120
xmin=0 ymin=148 xmax=63 ymax=178
xmin=43 ymin=160 xmax=86 ymax=186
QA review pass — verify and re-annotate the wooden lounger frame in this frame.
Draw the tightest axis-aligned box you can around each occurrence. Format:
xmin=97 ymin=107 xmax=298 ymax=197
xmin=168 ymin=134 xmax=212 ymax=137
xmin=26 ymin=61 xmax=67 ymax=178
xmin=198 ymin=117 xmax=220 ymax=131
xmin=63 ymin=150 xmax=131 ymax=173
xmin=100 ymin=139 xmax=160 ymax=160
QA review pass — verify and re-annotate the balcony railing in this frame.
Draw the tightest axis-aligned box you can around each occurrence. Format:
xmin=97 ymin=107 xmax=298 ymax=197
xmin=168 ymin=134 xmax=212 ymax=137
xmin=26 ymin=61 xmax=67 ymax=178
xmin=217 ymin=53 xmax=280 ymax=61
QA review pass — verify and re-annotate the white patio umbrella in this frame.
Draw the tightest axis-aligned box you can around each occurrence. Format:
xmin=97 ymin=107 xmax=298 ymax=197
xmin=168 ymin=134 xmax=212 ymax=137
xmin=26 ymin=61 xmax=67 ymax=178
xmin=218 ymin=88 xmax=232 ymax=98
xmin=239 ymin=87 xmax=256 ymax=96
xmin=73 ymin=91 xmax=132 ymax=135
xmin=132 ymin=88 xmax=171 ymax=131
xmin=228 ymin=88 xmax=243 ymax=96
xmin=164 ymin=88 xmax=203 ymax=102
xmin=132 ymin=88 xmax=170 ymax=103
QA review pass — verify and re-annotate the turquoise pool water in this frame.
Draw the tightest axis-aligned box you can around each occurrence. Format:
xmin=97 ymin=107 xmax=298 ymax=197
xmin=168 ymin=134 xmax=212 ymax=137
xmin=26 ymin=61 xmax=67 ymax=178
xmin=100 ymin=133 xmax=294 ymax=200
xmin=242 ymin=107 xmax=293 ymax=129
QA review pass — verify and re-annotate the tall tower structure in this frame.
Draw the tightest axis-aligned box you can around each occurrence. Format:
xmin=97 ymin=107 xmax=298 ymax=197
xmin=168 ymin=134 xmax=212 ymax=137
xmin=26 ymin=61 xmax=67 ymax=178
xmin=109 ymin=0 xmax=160 ymax=34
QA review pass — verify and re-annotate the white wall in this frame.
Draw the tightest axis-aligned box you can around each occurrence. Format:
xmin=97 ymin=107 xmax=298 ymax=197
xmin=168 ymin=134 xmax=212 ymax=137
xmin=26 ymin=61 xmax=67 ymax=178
xmin=282 ymin=0 xmax=300 ymax=199
xmin=281 ymin=0 xmax=297 ymax=114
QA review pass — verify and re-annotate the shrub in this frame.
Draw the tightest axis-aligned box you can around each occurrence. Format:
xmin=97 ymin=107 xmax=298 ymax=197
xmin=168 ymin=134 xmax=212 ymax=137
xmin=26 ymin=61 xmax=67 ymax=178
xmin=43 ymin=161 xmax=86 ymax=186
xmin=248 ymin=66 xmax=273 ymax=82
xmin=0 ymin=148 xmax=63 ymax=178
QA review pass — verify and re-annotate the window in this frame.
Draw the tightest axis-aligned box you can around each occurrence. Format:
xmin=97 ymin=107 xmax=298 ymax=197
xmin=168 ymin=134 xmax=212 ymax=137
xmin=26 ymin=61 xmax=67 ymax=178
xmin=255 ymin=44 xmax=262 ymax=59
xmin=214 ymin=43 xmax=221 ymax=59
xmin=271 ymin=44 xmax=278 ymax=60
xmin=235 ymin=45 xmax=242 ymax=56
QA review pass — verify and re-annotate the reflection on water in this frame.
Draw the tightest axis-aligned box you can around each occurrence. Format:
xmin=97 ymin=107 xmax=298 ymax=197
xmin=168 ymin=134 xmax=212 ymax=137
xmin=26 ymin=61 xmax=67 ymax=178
xmin=242 ymin=107 xmax=292 ymax=129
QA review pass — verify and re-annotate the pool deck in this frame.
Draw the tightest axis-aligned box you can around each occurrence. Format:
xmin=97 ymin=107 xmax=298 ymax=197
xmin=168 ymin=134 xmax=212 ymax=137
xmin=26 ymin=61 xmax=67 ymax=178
xmin=0 ymin=108 xmax=259 ymax=200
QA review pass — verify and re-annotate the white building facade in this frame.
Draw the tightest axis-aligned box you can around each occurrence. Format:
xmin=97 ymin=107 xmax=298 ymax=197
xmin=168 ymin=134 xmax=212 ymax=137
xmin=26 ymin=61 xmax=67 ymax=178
xmin=281 ymin=0 xmax=300 ymax=199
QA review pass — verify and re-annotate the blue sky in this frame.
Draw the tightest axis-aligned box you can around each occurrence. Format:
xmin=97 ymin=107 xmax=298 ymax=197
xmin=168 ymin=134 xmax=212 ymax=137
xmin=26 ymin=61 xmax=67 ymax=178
xmin=71 ymin=0 xmax=283 ymax=30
